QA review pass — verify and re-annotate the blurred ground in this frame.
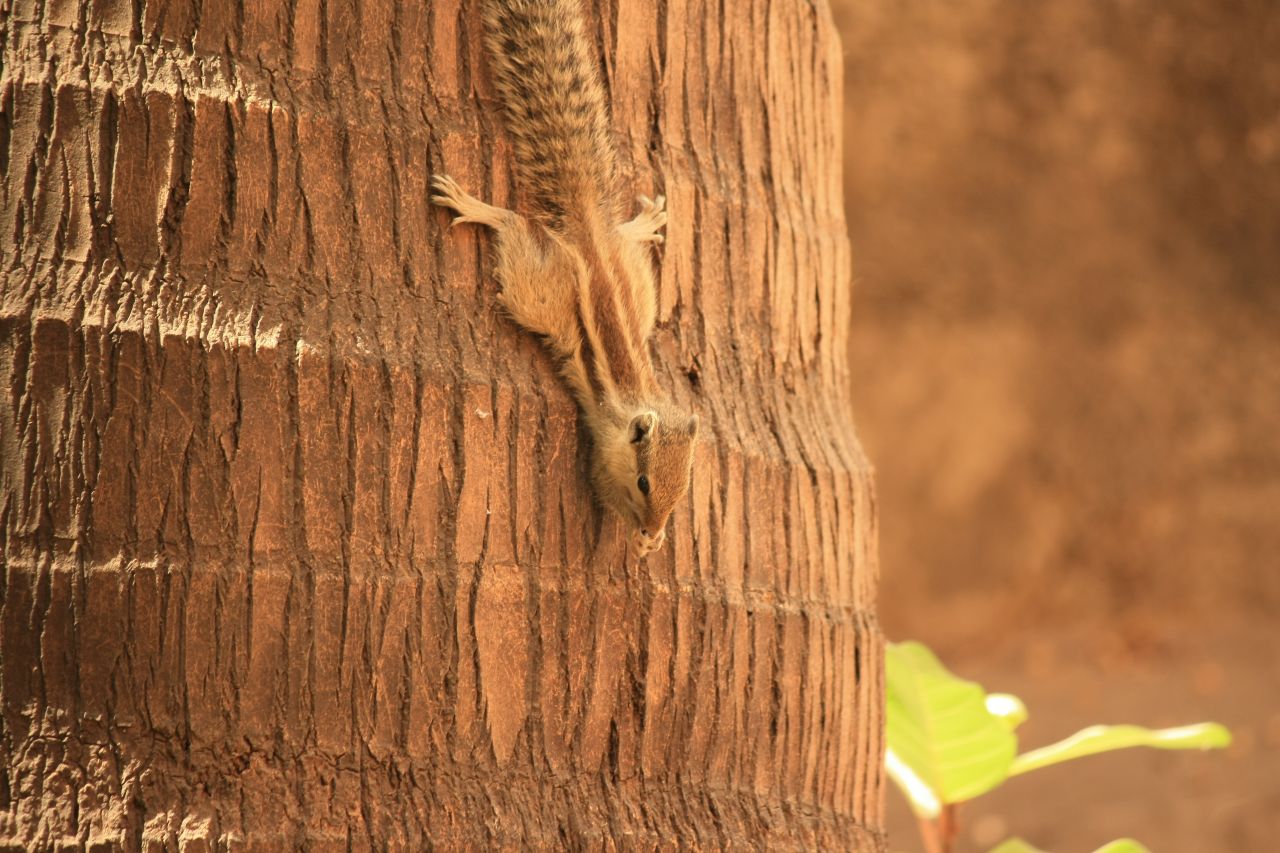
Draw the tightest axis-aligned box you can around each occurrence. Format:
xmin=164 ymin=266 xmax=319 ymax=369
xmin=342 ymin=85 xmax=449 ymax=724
xmin=831 ymin=1 xmax=1280 ymax=850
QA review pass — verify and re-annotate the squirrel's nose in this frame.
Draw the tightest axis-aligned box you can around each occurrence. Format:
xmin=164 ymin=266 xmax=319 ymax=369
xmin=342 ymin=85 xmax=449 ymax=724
xmin=640 ymin=528 xmax=650 ymax=537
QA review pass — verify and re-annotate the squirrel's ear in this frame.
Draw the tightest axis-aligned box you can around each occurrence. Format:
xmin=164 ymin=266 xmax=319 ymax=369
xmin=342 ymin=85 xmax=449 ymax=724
xmin=686 ymin=414 xmax=700 ymax=438
xmin=630 ymin=411 xmax=658 ymax=444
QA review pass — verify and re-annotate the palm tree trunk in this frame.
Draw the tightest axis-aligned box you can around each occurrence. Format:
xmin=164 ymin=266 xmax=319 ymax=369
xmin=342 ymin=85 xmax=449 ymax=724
xmin=0 ymin=0 xmax=884 ymax=847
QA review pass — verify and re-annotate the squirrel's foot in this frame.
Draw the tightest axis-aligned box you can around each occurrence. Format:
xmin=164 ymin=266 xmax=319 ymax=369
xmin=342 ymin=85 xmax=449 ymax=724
xmin=430 ymin=174 xmax=511 ymax=229
xmin=629 ymin=527 xmax=667 ymax=559
xmin=620 ymin=194 xmax=668 ymax=244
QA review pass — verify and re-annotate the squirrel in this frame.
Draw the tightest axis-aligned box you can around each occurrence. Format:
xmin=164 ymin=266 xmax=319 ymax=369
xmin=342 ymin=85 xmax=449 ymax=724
xmin=431 ymin=0 xmax=699 ymax=558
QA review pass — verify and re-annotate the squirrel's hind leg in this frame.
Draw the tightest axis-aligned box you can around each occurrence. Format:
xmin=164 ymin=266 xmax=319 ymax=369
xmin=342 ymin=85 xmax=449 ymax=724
xmin=618 ymin=194 xmax=667 ymax=244
xmin=492 ymin=227 xmax=579 ymax=357
xmin=430 ymin=175 xmax=512 ymax=229
xmin=431 ymin=174 xmax=578 ymax=357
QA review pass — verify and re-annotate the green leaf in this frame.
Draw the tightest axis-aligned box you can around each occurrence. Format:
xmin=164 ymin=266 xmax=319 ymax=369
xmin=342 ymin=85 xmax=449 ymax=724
xmin=986 ymin=692 xmax=1029 ymax=731
xmin=1092 ymin=840 xmax=1152 ymax=853
xmin=1010 ymin=722 xmax=1232 ymax=776
xmin=885 ymin=642 xmax=1017 ymax=807
xmin=988 ymin=839 xmax=1046 ymax=853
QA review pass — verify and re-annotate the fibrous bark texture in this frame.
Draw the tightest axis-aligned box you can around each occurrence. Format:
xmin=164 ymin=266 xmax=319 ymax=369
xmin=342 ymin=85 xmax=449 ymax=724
xmin=0 ymin=0 xmax=883 ymax=848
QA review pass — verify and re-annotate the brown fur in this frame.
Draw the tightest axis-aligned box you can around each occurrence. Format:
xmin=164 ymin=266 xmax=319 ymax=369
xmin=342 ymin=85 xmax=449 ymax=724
xmin=431 ymin=0 xmax=699 ymax=558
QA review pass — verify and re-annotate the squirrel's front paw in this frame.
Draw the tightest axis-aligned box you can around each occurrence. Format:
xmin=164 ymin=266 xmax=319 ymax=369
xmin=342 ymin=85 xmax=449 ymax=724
xmin=629 ymin=527 xmax=667 ymax=559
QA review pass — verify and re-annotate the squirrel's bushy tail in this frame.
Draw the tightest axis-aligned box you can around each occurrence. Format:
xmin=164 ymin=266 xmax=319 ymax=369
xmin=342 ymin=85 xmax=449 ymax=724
xmin=483 ymin=0 xmax=619 ymax=224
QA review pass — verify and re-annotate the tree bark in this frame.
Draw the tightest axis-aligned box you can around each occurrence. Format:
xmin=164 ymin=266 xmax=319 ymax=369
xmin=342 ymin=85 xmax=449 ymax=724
xmin=0 ymin=0 xmax=883 ymax=848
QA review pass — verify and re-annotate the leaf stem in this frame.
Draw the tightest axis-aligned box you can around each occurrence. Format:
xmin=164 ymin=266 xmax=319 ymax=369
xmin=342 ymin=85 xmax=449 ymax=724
xmin=917 ymin=816 xmax=944 ymax=853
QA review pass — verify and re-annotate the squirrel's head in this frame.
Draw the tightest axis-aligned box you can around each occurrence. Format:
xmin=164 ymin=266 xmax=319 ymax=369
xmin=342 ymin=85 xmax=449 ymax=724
xmin=594 ymin=404 xmax=699 ymax=558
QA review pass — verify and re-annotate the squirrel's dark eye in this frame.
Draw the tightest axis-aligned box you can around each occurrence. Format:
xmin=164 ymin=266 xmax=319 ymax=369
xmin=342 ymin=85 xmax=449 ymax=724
xmin=637 ymin=475 xmax=650 ymax=496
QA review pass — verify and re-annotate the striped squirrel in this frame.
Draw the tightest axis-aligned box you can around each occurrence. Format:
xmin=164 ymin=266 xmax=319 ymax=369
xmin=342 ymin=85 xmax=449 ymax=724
xmin=431 ymin=0 xmax=699 ymax=558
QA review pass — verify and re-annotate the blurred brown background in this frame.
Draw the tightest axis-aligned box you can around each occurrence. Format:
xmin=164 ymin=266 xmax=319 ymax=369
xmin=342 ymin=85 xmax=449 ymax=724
xmin=831 ymin=1 xmax=1280 ymax=850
